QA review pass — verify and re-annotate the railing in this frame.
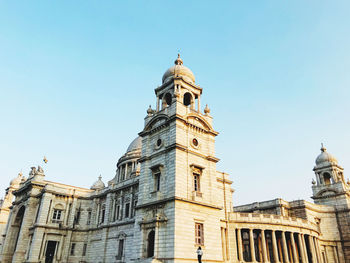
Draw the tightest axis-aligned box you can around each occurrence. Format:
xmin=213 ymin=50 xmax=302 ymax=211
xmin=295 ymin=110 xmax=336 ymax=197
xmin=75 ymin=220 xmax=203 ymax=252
xmin=229 ymin=212 xmax=319 ymax=232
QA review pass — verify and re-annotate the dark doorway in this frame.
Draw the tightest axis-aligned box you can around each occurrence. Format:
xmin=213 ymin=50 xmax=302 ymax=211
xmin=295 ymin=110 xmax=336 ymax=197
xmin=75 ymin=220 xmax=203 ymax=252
xmin=13 ymin=206 xmax=25 ymax=253
xmin=45 ymin=241 xmax=57 ymax=263
xmin=147 ymin=230 xmax=155 ymax=258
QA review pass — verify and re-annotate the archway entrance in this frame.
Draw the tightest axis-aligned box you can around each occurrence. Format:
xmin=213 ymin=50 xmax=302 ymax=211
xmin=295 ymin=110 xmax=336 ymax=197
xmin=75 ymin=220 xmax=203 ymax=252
xmin=147 ymin=230 xmax=155 ymax=258
xmin=13 ymin=206 xmax=25 ymax=253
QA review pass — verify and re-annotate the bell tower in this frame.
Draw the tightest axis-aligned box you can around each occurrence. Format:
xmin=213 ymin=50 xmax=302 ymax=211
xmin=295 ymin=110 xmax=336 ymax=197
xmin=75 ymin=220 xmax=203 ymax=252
xmin=133 ymin=55 xmax=233 ymax=262
xmin=312 ymin=144 xmax=350 ymax=207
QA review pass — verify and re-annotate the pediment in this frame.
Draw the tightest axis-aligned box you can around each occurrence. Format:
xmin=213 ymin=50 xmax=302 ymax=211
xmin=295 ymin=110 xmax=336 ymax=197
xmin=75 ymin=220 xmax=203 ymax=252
xmin=186 ymin=114 xmax=213 ymax=131
xmin=315 ymin=188 xmax=337 ymax=198
xmin=144 ymin=114 xmax=170 ymax=132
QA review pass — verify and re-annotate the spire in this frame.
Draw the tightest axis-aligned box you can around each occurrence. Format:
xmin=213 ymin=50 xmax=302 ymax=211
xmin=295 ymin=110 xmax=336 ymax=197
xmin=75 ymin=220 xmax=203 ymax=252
xmin=321 ymin=143 xmax=326 ymax=152
xmin=174 ymin=53 xmax=183 ymax=65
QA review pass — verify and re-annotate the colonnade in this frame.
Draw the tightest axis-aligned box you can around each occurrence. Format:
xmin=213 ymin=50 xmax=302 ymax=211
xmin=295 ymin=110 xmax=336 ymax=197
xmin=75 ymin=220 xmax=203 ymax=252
xmin=117 ymin=161 xmax=137 ymax=182
xmin=235 ymin=228 xmax=323 ymax=263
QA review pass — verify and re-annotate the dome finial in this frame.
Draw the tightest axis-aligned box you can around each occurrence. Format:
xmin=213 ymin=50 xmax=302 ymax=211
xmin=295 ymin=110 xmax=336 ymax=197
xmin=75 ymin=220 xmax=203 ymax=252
xmin=204 ymin=104 xmax=211 ymax=115
xmin=174 ymin=53 xmax=183 ymax=65
xmin=321 ymin=143 xmax=326 ymax=152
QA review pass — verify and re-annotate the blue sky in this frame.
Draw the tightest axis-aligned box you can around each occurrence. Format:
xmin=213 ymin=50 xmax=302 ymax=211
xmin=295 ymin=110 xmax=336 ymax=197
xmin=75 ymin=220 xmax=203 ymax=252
xmin=0 ymin=1 xmax=349 ymax=205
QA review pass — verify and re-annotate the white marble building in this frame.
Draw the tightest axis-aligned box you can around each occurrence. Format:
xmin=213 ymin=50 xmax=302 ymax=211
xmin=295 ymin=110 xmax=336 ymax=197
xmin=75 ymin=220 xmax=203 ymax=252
xmin=1 ymin=55 xmax=350 ymax=263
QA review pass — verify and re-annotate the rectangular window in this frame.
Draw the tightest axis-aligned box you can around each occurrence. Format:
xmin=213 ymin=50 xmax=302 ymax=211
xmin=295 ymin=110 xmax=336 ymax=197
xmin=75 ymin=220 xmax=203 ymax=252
xmin=101 ymin=206 xmax=106 ymax=223
xmin=52 ymin=209 xmax=62 ymax=222
xmin=155 ymin=172 xmax=161 ymax=191
xmin=75 ymin=210 xmax=81 ymax=224
xmin=82 ymin=243 xmax=87 ymax=256
xmin=70 ymin=243 xmax=76 ymax=256
xmin=194 ymin=173 xmax=200 ymax=192
xmin=133 ymin=200 xmax=138 ymax=217
xmin=116 ymin=205 xmax=120 ymax=220
xmin=117 ymin=239 xmax=124 ymax=259
xmin=87 ymin=211 xmax=91 ymax=225
xmin=125 ymin=203 xmax=130 ymax=218
xmin=195 ymin=223 xmax=204 ymax=245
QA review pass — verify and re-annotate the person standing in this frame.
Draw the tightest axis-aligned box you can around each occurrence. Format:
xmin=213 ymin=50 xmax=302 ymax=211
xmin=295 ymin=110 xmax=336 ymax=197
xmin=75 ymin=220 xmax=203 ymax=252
xmin=196 ymin=247 xmax=203 ymax=263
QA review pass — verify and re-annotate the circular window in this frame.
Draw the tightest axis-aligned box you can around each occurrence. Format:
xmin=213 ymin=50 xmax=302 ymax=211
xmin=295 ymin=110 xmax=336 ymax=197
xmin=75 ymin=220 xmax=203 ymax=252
xmin=192 ymin=138 xmax=199 ymax=147
xmin=156 ymin=139 xmax=162 ymax=147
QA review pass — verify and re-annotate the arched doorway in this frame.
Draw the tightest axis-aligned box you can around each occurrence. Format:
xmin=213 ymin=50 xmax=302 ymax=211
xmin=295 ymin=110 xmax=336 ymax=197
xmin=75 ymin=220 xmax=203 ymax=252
xmin=13 ymin=206 xmax=25 ymax=253
xmin=147 ymin=230 xmax=155 ymax=258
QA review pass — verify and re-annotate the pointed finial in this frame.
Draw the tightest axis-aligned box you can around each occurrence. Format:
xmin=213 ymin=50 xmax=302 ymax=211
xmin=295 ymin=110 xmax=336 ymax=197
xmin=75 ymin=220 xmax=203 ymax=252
xmin=99 ymin=175 xmax=102 ymax=180
xmin=43 ymin=156 xmax=48 ymax=163
xmin=204 ymin=104 xmax=211 ymax=115
xmin=321 ymin=143 xmax=326 ymax=152
xmin=147 ymin=105 xmax=153 ymax=115
xmin=174 ymin=53 xmax=183 ymax=65
xmin=18 ymin=171 xmax=23 ymax=177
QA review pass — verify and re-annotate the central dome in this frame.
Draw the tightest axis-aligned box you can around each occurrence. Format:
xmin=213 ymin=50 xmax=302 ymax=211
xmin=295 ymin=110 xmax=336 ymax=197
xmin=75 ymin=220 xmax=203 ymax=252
xmin=126 ymin=136 xmax=142 ymax=153
xmin=162 ymin=54 xmax=195 ymax=84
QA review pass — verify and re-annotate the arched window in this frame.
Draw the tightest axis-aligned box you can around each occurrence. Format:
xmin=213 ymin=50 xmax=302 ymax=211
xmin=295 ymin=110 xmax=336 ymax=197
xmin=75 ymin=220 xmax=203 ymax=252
xmin=164 ymin=93 xmax=172 ymax=106
xmin=183 ymin=92 xmax=192 ymax=107
xmin=147 ymin=230 xmax=155 ymax=257
xmin=323 ymin=173 xmax=332 ymax=185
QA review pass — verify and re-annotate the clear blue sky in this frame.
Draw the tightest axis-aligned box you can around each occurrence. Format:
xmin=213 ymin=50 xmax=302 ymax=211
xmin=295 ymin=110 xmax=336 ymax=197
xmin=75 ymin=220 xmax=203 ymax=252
xmin=1 ymin=1 xmax=349 ymax=205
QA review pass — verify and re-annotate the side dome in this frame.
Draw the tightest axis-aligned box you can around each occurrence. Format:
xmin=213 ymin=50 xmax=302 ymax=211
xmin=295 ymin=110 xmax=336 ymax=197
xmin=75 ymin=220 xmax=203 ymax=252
xmin=90 ymin=176 xmax=105 ymax=190
xmin=162 ymin=54 xmax=195 ymax=84
xmin=10 ymin=172 xmax=23 ymax=187
xmin=316 ymin=145 xmax=338 ymax=166
xmin=127 ymin=136 xmax=142 ymax=153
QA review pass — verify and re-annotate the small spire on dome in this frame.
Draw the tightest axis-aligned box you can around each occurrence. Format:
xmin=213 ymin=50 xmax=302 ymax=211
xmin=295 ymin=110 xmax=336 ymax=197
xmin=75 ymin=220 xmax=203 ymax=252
xmin=321 ymin=143 xmax=326 ymax=152
xmin=174 ymin=53 xmax=183 ymax=65
xmin=98 ymin=175 xmax=102 ymax=180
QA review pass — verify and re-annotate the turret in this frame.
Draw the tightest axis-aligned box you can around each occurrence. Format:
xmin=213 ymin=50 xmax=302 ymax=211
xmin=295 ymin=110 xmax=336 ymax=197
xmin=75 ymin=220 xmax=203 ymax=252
xmin=311 ymin=144 xmax=350 ymax=207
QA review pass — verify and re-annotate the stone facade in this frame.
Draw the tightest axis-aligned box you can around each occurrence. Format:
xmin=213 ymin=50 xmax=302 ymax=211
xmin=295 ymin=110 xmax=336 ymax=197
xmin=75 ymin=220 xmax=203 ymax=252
xmin=0 ymin=55 xmax=349 ymax=263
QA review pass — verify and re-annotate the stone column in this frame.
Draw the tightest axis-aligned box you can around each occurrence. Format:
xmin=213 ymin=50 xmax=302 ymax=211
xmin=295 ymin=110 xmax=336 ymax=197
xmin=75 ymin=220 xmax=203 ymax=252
xmin=308 ymin=236 xmax=317 ymax=263
xmin=282 ymin=231 xmax=290 ymax=263
xmin=250 ymin=229 xmax=256 ymax=262
xmin=156 ymin=97 xmax=160 ymax=111
xmin=124 ymin=163 xmax=128 ymax=179
xmin=221 ymin=228 xmax=227 ymax=261
xmin=315 ymin=239 xmax=322 ymax=263
xmin=198 ymin=96 xmax=201 ymax=112
xmin=301 ymin=234 xmax=309 ymax=263
xmin=290 ymin=233 xmax=299 ymax=263
xmin=333 ymin=245 xmax=339 ymax=263
xmin=272 ymin=230 xmax=280 ymax=263
xmin=237 ymin=229 xmax=244 ymax=262
xmin=299 ymin=234 xmax=306 ymax=263
xmin=313 ymin=237 xmax=321 ymax=263
xmin=261 ymin=230 xmax=268 ymax=262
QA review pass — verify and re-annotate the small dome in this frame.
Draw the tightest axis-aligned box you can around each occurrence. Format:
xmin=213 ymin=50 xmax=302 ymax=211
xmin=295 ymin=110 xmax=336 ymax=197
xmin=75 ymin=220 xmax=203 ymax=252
xmin=90 ymin=176 xmax=105 ymax=190
xmin=10 ymin=172 xmax=23 ymax=186
xmin=316 ymin=145 xmax=338 ymax=166
xmin=162 ymin=54 xmax=195 ymax=84
xmin=127 ymin=136 xmax=142 ymax=153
